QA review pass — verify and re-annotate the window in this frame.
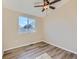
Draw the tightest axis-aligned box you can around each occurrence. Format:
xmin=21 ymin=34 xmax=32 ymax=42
xmin=19 ymin=16 xmax=36 ymax=33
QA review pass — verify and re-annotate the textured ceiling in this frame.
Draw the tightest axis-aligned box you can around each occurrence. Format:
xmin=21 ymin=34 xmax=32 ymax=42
xmin=3 ymin=0 xmax=70 ymax=17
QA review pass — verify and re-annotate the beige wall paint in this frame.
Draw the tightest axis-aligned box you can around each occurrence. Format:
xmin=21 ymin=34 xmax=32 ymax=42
xmin=43 ymin=0 xmax=77 ymax=53
xmin=3 ymin=0 xmax=77 ymax=54
xmin=3 ymin=8 xmax=44 ymax=51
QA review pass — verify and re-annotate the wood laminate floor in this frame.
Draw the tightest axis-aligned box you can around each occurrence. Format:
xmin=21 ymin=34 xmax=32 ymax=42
xmin=3 ymin=42 xmax=77 ymax=59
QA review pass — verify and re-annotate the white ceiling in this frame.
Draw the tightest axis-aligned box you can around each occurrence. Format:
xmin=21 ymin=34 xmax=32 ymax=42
xmin=3 ymin=0 xmax=70 ymax=17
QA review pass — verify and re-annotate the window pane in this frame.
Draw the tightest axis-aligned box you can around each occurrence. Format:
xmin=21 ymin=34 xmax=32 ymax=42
xmin=19 ymin=16 xmax=36 ymax=33
xmin=19 ymin=16 xmax=28 ymax=27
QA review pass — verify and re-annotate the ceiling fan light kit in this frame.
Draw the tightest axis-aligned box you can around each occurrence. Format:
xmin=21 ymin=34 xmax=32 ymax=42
xmin=34 ymin=0 xmax=61 ymax=12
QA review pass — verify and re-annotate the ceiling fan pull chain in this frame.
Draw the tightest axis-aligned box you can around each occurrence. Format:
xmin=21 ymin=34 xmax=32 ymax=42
xmin=46 ymin=9 xmax=48 ymax=16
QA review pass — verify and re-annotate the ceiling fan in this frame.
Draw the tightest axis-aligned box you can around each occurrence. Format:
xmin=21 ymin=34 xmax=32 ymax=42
xmin=34 ymin=0 xmax=61 ymax=12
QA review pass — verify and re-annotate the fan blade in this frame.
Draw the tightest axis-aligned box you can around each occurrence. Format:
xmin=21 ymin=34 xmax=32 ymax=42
xmin=49 ymin=0 xmax=61 ymax=5
xmin=34 ymin=5 xmax=44 ymax=7
xmin=49 ymin=6 xmax=55 ymax=9
xmin=42 ymin=8 xmax=45 ymax=12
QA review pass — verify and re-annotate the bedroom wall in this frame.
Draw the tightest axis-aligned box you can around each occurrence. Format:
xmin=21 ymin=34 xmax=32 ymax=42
xmin=3 ymin=0 xmax=77 ymax=54
xmin=43 ymin=0 xmax=77 ymax=53
xmin=3 ymin=8 xmax=44 ymax=51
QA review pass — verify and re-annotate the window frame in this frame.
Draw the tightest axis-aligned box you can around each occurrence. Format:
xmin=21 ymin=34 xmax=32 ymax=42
xmin=18 ymin=16 xmax=36 ymax=33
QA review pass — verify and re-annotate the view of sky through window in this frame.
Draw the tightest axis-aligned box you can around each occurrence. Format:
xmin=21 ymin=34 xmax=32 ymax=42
xmin=19 ymin=16 xmax=28 ymax=27
xmin=19 ymin=16 xmax=36 ymax=33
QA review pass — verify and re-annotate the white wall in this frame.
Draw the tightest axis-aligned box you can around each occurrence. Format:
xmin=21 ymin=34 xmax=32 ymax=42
xmin=3 ymin=8 xmax=44 ymax=51
xmin=43 ymin=0 xmax=77 ymax=53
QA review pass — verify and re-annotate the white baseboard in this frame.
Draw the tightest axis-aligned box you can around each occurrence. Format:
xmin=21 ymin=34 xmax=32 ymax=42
xmin=3 ymin=40 xmax=77 ymax=55
xmin=43 ymin=40 xmax=77 ymax=54
xmin=3 ymin=41 xmax=43 ymax=52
